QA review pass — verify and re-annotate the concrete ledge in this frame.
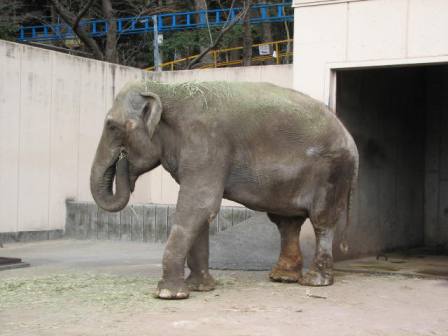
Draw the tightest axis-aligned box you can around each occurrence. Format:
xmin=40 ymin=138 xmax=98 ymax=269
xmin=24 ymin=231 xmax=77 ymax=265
xmin=292 ymin=0 xmax=367 ymax=8
xmin=0 ymin=230 xmax=64 ymax=244
xmin=0 ymin=257 xmax=30 ymax=271
xmin=65 ymin=201 xmax=255 ymax=242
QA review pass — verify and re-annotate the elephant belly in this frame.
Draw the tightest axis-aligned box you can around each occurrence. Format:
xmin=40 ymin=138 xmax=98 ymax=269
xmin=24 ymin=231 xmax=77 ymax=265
xmin=224 ymin=190 xmax=310 ymax=217
xmin=223 ymin=162 xmax=319 ymax=217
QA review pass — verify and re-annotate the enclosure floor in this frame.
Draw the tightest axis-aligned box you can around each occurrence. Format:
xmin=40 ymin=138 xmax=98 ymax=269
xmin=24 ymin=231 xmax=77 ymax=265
xmin=1 ymin=240 xmax=447 ymax=336
xmin=336 ymin=248 xmax=448 ymax=279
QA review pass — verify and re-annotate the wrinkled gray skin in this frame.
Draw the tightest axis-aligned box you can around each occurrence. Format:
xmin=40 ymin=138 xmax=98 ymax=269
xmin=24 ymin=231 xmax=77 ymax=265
xmin=90 ymin=80 xmax=358 ymax=300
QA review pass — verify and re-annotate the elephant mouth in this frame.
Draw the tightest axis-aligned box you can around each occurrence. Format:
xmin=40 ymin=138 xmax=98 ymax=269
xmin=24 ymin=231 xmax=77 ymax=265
xmin=113 ymin=149 xmax=137 ymax=193
xmin=107 ymin=150 xmax=139 ymax=194
xmin=104 ymin=150 xmax=126 ymax=190
xmin=90 ymin=148 xmax=131 ymax=212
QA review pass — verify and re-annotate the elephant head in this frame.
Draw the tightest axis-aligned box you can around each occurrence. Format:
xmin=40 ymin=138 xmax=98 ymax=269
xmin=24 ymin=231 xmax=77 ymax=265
xmin=90 ymin=83 xmax=162 ymax=212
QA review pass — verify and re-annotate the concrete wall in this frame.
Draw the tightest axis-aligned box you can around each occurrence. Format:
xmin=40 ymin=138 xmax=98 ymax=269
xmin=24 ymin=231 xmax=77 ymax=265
xmin=424 ymin=66 xmax=448 ymax=247
xmin=336 ymin=68 xmax=426 ymax=255
xmin=0 ymin=39 xmax=293 ymax=234
xmin=293 ymin=0 xmax=448 ymax=102
xmin=336 ymin=65 xmax=448 ymax=253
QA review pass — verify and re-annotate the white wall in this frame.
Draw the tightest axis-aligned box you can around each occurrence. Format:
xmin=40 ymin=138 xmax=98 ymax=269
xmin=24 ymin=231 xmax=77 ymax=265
xmin=0 ymin=40 xmax=293 ymax=233
xmin=293 ymin=0 xmax=448 ymax=101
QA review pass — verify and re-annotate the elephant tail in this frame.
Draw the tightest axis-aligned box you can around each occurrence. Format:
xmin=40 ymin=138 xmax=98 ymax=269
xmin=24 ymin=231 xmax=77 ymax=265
xmin=339 ymin=150 xmax=359 ymax=254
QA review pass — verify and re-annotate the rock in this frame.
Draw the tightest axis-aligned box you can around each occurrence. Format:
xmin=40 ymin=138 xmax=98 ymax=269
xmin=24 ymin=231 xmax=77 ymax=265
xmin=210 ymin=213 xmax=316 ymax=271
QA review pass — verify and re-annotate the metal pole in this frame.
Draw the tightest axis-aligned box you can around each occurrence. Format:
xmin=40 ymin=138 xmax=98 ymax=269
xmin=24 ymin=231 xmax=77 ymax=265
xmin=275 ymin=42 xmax=280 ymax=64
xmin=153 ymin=15 xmax=161 ymax=72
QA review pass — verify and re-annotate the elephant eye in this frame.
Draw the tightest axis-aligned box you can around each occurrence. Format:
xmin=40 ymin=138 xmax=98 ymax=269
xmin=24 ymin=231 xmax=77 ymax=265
xmin=106 ymin=119 xmax=120 ymax=132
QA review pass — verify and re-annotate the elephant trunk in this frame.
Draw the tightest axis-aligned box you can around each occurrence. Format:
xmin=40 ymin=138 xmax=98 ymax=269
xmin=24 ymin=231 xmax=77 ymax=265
xmin=90 ymin=151 xmax=130 ymax=212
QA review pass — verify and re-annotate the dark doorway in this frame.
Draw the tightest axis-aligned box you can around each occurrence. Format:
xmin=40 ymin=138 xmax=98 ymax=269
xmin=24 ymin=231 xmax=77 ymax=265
xmin=336 ymin=65 xmax=448 ymax=257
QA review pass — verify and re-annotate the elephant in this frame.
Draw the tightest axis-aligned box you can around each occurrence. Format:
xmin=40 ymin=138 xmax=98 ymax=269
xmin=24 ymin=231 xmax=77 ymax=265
xmin=90 ymin=80 xmax=359 ymax=300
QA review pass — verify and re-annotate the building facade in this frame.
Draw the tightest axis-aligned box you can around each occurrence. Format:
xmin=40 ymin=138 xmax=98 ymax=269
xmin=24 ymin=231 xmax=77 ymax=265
xmin=293 ymin=0 xmax=448 ymax=251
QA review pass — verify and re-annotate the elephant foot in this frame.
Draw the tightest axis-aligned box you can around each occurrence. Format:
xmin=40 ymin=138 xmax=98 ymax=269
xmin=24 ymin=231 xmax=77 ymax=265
xmin=186 ymin=272 xmax=216 ymax=291
xmin=155 ymin=279 xmax=190 ymax=300
xmin=299 ymin=268 xmax=333 ymax=287
xmin=269 ymin=266 xmax=301 ymax=283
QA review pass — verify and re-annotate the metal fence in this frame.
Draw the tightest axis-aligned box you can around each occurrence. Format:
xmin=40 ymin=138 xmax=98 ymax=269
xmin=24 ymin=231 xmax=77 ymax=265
xmin=18 ymin=2 xmax=293 ymax=42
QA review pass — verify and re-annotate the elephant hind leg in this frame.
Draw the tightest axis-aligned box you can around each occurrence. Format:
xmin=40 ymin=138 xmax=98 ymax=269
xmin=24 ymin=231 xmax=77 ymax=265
xmin=298 ymin=224 xmax=335 ymax=286
xmin=268 ymin=213 xmax=305 ymax=283
xmin=299 ymin=152 xmax=355 ymax=287
xmin=299 ymin=199 xmax=348 ymax=287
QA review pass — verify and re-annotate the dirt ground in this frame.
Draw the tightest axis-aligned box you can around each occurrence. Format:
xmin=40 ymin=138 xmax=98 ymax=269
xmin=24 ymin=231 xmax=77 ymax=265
xmin=0 ymin=240 xmax=447 ymax=336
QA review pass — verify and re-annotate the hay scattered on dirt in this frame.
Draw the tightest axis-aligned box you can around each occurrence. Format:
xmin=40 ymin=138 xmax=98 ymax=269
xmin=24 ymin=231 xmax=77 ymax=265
xmin=0 ymin=273 xmax=159 ymax=311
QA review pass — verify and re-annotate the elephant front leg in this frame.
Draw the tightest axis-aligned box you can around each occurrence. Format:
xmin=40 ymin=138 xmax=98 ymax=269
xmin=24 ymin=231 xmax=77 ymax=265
xmin=186 ymin=225 xmax=216 ymax=291
xmin=155 ymin=182 xmax=222 ymax=300
xmin=155 ymin=222 xmax=192 ymax=299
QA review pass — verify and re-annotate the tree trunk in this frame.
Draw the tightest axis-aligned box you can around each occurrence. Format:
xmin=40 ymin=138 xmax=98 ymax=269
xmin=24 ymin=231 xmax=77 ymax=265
xmin=242 ymin=0 xmax=253 ymax=66
xmin=258 ymin=0 xmax=273 ymax=65
xmin=193 ymin=0 xmax=207 ymax=11
xmin=49 ymin=0 xmax=104 ymax=60
xmin=102 ymin=0 xmax=118 ymax=63
xmin=194 ymin=0 xmax=212 ymax=65
xmin=187 ymin=0 xmax=251 ymax=69
xmin=283 ymin=19 xmax=292 ymax=65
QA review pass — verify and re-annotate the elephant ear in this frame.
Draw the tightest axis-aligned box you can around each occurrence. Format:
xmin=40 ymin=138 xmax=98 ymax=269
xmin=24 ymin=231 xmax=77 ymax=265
xmin=139 ymin=92 xmax=162 ymax=139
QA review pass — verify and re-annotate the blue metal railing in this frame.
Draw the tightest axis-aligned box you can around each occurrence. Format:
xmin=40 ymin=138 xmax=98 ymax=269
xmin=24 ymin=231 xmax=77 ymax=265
xmin=17 ymin=2 xmax=293 ymax=42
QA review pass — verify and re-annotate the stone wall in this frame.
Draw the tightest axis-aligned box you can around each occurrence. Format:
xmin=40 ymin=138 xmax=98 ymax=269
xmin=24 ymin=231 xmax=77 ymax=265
xmin=65 ymin=201 xmax=255 ymax=242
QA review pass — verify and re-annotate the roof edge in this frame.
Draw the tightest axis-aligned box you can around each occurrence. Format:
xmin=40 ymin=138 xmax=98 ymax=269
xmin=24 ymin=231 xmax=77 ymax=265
xmin=293 ymin=0 xmax=369 ymax=8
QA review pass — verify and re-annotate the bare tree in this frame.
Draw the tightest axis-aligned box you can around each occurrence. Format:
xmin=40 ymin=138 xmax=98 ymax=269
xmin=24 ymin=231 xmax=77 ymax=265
xmin=112 ymin=1 xmax=179 ymax=67
xmin=283 ymin=7 xmax=292 ymax=65
xmin=193 ymin=0 xmax=213 ymax=63
xmin=257 ymin=0 xmax=273 ymax=65
xmin=0 ymin=0 xmax=28 ymax=40
xmin=102 ymin=0 xmax=118 ymax=63
xmin=186 ymin=0 xmax=251 ymax=69
xmin=242 ymin=0 xmax=252 ymax=66
xmin=48 ymin=0 xmax=118 ymax=62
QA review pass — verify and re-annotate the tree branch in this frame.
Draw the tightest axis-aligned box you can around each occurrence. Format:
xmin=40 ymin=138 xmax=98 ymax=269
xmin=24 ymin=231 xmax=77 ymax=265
xmin=73 ymin=0 xmax=96 ymax=29
xmin=186 ymin=0 xmax=251 ymax=70
xmin=48 ymin=0 xmax=104 ymax=60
